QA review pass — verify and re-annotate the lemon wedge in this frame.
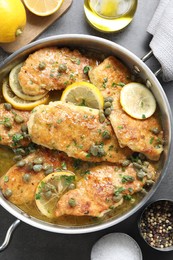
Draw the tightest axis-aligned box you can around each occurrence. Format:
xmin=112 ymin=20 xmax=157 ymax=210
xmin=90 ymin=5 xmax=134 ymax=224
xmin=120 ymin=82 xmax=156 ymax=119
xmin=35 ymin=171 xmax=75 ymax=218
xmin=2 ymin=78 xmax=49 ymax=110
xmin=23 ymin=0 xmax=64 ymax=16
xmin=9 ymin=63 xmax=48 ymax=101
xmin=60 ymin=81 xmax=104 ymax=109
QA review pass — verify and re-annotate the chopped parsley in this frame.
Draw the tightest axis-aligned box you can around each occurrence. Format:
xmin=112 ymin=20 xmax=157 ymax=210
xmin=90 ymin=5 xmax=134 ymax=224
xmin=12 ymin=133 xmax=23 ymax=146
xmin=121 ymin=175 xmax=134 ymax=184
xmin=35 ymin=193 xmax=41 ymax=200
xmin=102 ymin=78 xmax=108 ymax=88
xmin=4 ymin=176 xmax=9 ymax=183
xmin=83 ymin=66 xmax=91 ymax=74
xmin=150 ymin=137 xmax=154 ymax=144
xmin=61 ymin=161 xmax=67 ymax=170
xmin=57 ymin=119 xmax=63 ymax=124
xmin=114 ymin=187 xmax=125 ymax=197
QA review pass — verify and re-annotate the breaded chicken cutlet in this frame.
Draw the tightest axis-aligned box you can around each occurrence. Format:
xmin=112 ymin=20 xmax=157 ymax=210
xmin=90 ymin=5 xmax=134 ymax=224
xmin=0 ymin=103 xmax=30 ymax=147
xmin=88 ymin=57 xmax=164 ymax=161
xmin=56 ymin=163 xmax=156 ymax=218
xmin=0 ymin=148 xmax=156 ymax=218
xmin=0 ymin=149 xmax=74 ymax=205
xmin=88 ymin=56 xmax=131 ymax=96
xmin=27 ymin=101 xmax=132 ymax=163
xmin=18 ymin=47 xmax=98 ymax=96
xmin=109 ymin=88 xmax=164 ymax=161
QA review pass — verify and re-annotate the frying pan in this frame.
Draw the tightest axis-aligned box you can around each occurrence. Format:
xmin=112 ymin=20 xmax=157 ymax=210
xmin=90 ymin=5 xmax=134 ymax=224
xmin=0 ymin=34 xmax=172 ymax=249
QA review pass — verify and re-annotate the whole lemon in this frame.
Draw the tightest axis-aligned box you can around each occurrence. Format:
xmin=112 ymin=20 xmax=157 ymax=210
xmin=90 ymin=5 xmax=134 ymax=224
xmin=0 ymin=0 xmax=26 ymax=43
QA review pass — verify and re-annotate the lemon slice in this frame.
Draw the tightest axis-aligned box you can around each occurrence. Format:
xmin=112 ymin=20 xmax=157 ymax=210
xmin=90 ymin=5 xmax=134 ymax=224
xmin=9 ymin=63 xmax=48 ymax=101
xmin=120 ymin=82 xmax=156 ymax=119
xmin=60 ymin=81 xmax=104 ymax=109
xmin=23 ymin=0 xmax=64 ymax=16
xmin=35 ymin=171 xmax=75 ymax=218
xmin=2 ymin=78 xmax=49 ymax=110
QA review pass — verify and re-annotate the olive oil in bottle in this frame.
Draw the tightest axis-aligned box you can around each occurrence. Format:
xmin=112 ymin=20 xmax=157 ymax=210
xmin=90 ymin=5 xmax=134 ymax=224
xmin=84 ymin=0 xmax=138 ymax=33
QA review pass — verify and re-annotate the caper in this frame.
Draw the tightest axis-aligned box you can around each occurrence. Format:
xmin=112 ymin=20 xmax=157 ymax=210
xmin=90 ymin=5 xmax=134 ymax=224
xmin=14 ymin=148 xmax=26 ymax=155
xmin=4 ymin=121 xmax=12 ymax=129
xmin=4 ymin=188 xmax=12 ymax=198
xmin=33 ymin=164 xmax=43 ymax=172
xmin=143 ymin=161 xmax=149 ymax=167
xmin=138 ymin=153 xmax=146 ymax=161
xmin=113 ymin=194 xmax=123 ymax=202
xmin=90 ymin=145 xmax=99 ymax=156
xmin=137 ymin=170 xmax=146 ymax=179
xmin=26 ymin=162 xmax=33 ymax=171
xmin=44 ymin=190 xmax=52 ymax=199
xmin=16 ymin=160 xmax=26 ymax=167
xmin=104 ymin=101 xmax=112 ymax=109
xmin=102 ymin=130 xmax=111 ymax=139
xmin=58 ymin=64 xmax=67 ymax=73
xmin=99 ymin=111 xmax=106 ymax=123
xmin=44 ymin=166 xmax=54 ymax=175
xmin=33 ymin=157 xmax=44 ymax=164
xmin=22 ymin=133 xmax=30 ymax=139
xmin=122 ymin=160 xmax=130 ymax=167
xmin=137 ymin=159 xmax=142 ymax=165
xmin=68 ymin=183 xmax=76 ymax=190
xmin=21 ymin=124 xmax=28 ymax=132
xmin=38 ymin=61 xmax=46 ymax=70
xmin=98 ymin=147 xmax=106 ymax=157
xmin=151 ymin=127 xmax=160 ymax=135
xmin=104 ymin=107 xmax=112 ymax=116
xmin=42 ymin=163 xmax=51 ymax=170
xmin=146 ymin=171 xmax=153 ymax=180
xmin=104 ymin=97 xmax=114 ymax=103
xmin=68 ymin=198 xmax=76 ymax=207
xmin=141 ymin=166 xmax=148 ymax=173
xmin=22 ymin=173 xmax=31 ymax=183
xmin=4 ymin=103 xmax=12 ymax=111
xmin=133 ymin=162 xmax=143 ymax=170
xmin=145 ymin=180 xmax=155 ymax=186
xmin=14 ymin=115 xmax=24 ymax=124
xmin=140 ymin=188 xmax=147 ymax=195
xmin=13 ymin=155 xmax=23 ymax=161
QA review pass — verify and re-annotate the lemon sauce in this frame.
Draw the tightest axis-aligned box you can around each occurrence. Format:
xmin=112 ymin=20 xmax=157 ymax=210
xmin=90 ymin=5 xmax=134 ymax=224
xmin=84 ymin=0 xmax=138 ymax=32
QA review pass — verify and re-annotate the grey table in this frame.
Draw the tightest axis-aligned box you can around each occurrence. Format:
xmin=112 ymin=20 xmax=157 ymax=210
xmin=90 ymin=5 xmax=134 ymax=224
xmin=0 ymin=0 xmax=173 ymax=259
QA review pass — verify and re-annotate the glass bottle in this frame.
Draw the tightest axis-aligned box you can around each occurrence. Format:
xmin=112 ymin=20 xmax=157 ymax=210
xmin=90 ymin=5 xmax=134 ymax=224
xmin=84 ymin=0 xmax=138 ymax=33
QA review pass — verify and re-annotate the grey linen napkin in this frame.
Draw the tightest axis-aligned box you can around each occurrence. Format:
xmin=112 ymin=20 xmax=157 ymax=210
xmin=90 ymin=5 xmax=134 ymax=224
xmin=147 ymin=0 xmax=173 ymax=82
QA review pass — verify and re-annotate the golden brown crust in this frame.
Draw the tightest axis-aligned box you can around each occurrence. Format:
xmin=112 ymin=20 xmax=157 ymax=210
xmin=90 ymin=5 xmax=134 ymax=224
xmin=56 ymin=163 xmax=156 ymax=218
xmin=18 ymin=47 xmax=97 ymax=96
xmin=89 ymin=56 xmax=131 ymax=96
xmin=0 ymin=149 xmax=74 ymax=205
xmin=28 ymin=101 xmax=132 ymax=163
xmin=109 ymin=88 xmax=164 ymax=161
xmin=0 ymin=104 xmax=30 ymax=147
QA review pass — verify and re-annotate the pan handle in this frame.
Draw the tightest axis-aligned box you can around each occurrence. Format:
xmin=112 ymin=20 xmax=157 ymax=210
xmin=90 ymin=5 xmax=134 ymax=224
xmin=0 ymin=219 xmax=21 ymax=252
xmin=141 ymin=50 xmax=162 ymax=77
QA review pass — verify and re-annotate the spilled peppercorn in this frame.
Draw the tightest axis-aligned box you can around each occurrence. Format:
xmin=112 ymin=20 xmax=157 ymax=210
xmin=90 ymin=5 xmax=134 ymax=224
xmin=139 ymin=200 xmax=173 ymax=251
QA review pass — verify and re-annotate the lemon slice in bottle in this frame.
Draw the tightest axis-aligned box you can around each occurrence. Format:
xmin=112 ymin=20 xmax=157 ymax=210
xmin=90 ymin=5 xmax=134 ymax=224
xmin=120 ymin=82 xmax=156 ymax=119
xmin=60 ymin=81 xmax=104 ymax=109
xmin=23 ymin=0 xmax=64 ymax=16
xmin=35 ymin=171 xmax=75 ymax=218
xmin=2 ymin=78 xmax=49 ymax=110
xmin=9 ymin=63 xmax=48 ymax=101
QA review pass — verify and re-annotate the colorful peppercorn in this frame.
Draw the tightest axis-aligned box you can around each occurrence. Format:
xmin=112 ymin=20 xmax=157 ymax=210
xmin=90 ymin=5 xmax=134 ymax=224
xmin=139 ymin=200 xmax=173 ymax=250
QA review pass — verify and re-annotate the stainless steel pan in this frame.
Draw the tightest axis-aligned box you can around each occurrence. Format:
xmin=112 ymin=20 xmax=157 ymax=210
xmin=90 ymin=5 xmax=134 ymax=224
xmin=0 ymin=35 xmax=172 ymax=248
